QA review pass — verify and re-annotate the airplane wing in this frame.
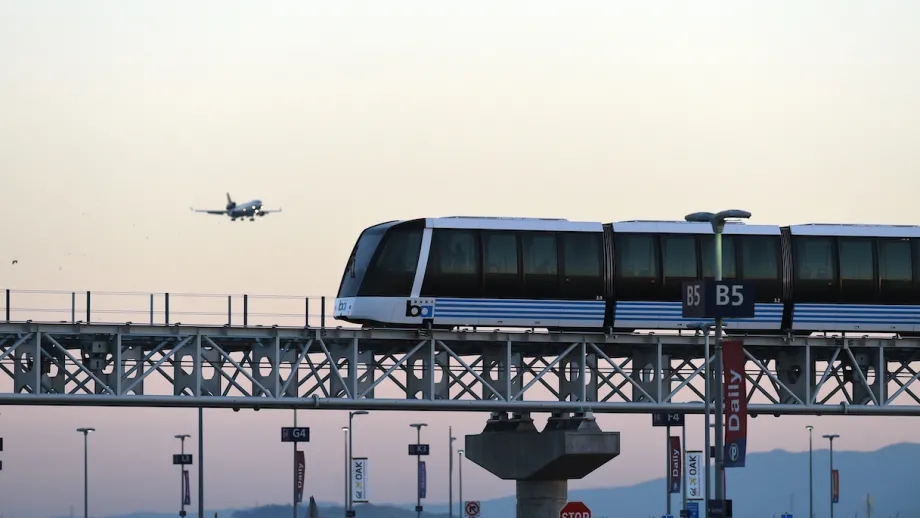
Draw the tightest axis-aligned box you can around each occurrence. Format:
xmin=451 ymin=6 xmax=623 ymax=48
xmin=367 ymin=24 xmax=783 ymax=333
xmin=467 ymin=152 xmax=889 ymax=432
xmin=190 ymin=207 xmax=228 ymax=215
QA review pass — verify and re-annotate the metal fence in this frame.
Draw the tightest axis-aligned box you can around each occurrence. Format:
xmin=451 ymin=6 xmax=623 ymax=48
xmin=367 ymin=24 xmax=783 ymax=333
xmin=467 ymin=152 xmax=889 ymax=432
xmin=0 ymin=288 xmax=348 ymax=328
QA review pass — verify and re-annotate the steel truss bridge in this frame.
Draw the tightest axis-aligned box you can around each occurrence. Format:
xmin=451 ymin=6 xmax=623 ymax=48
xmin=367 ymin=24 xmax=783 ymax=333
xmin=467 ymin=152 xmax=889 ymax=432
xmin=1 ymin=321 xmax=920 ymax=415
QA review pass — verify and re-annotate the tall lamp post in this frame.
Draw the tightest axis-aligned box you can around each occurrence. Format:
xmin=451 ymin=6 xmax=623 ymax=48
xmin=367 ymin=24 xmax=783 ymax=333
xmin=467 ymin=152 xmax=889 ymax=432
xmin=449 ymin=427 xmax=456 ymax=518
xmin=458 ymin=448 xmax=465 ymax=518
xmin=342 ymin=426 xmax=349 ymax=518
xmin=175 ymin=434 xmax=191 ymax=517
xmin=823 ymin=434 xmax=840 ymax=518
xmin=806 ymin=426 xmax=814 ymax=518
xmin=76 ymin=427 xmax=95 ymax=518
xmin=684 ymin=208 xmax=752 ymax=509
xmin=348 ymin=410 xmax=369 ymax=516
xmin=410 ymin=423 xmax=428 ymax=518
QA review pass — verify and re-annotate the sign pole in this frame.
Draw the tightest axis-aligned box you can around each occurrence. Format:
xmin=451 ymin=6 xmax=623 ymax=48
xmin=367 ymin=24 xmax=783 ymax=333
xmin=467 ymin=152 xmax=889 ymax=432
xmin=666 ymin=424 xmax=671 ymax=516
xmin=684 ymin=207 xmax=753 ymax=517
xmin=682 ymin=423 xmax=687 ymax=514
xmin=293 ymin=408 xmax=298 ymax=518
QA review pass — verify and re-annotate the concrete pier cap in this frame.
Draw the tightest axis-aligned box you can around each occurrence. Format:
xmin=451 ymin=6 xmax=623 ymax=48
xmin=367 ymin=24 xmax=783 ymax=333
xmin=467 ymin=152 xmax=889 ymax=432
xmin=464 ymin=410 xmax=621 ymax=481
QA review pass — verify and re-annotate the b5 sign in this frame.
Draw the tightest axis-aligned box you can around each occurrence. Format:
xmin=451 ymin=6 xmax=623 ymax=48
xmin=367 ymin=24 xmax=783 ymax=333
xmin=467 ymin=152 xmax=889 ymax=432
xmin=681 ymin=280 xmax=755 ymax=319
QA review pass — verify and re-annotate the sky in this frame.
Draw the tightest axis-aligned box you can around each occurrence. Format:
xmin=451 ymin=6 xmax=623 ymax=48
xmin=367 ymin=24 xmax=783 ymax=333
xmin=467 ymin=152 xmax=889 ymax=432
xmin=2 ymin=0 xmax=920 ymax=516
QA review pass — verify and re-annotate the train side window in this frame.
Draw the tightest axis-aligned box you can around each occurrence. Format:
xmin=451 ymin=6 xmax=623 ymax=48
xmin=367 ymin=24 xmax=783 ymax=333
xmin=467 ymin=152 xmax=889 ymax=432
xmin=878 ymin=239 xmax=912 ymax=282
xmin=437 ymin=229 xmax=479 ymax=275
xmin=561 ymin=232 xmax=602 ymax=277
xmin=662 ymin=235 xmax=697 ymax=279
xmin=740 ymin=236 xmax=780 ymax=280
xmin=794 ymin=237 xmax=836 ymax=281
xmin=838 ymin=238 xmax=874 ymax=281
xmin=701 ymin=235 xmax=737 ymax=278
xmin=420 ymin=228 xmax=481 ymax=298
xmin=560 ymin=232 xmax=603 ymax=299
xmin=522 ymin=232 xmax=559 ymax=298
xmin=615 ymin=234 xmax=659 ymax=279
xmin=523 ymin=232 xmax=558 ymax=275
xmin=483 ymin=232 xmax=518 ymax=275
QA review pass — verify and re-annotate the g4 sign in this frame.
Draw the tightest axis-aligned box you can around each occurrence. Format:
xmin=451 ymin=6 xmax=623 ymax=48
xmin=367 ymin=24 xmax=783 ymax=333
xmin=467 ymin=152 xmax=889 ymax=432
xmin=281 ymin=427 xmax=311 ymax=443
xmin=681 ymin=280 xmax=756 ymax=320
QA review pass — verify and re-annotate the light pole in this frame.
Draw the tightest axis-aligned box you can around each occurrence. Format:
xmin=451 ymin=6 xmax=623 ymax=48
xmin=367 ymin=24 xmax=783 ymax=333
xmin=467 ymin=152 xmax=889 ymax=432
xmin=458 ymin=449 xmax=465 ymax=518
xmin=348 ymin=410 xmax=369 ymax=516
xmin=806 ymin=426 xmax=814 ymax=518
xmin=175 ymin=434 xmax=191 ymax=517
xmin=691 ymin=322 xmax=713 ymax=512
xmin=410 ymin=423 xmax=428 ymax=518
xmin=76 ymin=427 xmax=95 ymax=518
xmin=342 ymin=426 xmax=349 ymax=518
xmin=823 ymin=434 xmax=840 ymax=518
xmin=685 ymin=208 xmax=752 ymax=509
xmin=449 ymin=427 xmax=456 ymax=518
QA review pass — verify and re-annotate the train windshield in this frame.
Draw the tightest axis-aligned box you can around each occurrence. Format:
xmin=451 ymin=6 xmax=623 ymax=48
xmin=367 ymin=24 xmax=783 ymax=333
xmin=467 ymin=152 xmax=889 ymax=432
xmin=337 ymin=225 xmax=388 ymax=298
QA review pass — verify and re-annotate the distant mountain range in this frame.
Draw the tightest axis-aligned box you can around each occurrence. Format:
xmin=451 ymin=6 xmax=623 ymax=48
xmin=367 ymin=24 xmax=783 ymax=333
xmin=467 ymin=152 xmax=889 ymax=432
xmin=67 ymin=442 xmax=920 ymax=518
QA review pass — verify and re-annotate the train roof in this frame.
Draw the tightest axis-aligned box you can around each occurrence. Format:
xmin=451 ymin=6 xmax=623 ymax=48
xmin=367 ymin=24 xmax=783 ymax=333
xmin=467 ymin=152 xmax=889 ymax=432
xmin=406 ymin=217 xmax=920 ymax=238
xmin=611 ymin=220 xmax=781 ymax=235
xmin=788 ymin=223 xmax=920 ymax=238
xmin=427 ymin=216 xmax=602 ymax=232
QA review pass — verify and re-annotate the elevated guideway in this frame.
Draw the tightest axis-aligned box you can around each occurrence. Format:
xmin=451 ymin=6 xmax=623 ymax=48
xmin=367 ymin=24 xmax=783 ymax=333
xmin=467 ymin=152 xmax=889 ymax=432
xmin=0 ymin=289 xmax=919 ymax=415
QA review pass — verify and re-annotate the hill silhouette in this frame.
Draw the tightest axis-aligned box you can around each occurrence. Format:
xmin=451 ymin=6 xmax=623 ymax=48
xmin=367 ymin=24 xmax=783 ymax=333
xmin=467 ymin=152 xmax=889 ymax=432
xmin=73 ymin=443 xmax=920 ymax=518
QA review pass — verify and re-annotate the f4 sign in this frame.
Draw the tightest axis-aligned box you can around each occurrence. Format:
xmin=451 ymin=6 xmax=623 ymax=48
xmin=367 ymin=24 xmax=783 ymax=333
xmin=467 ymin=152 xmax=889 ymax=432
xmin=681 ymin=280 xmax=755 ymax=319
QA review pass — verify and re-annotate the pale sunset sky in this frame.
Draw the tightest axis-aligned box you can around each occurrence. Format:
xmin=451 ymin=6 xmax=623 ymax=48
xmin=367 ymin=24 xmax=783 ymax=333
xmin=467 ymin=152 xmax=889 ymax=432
xmin=1 ymin=1 xmax=919 ymax=517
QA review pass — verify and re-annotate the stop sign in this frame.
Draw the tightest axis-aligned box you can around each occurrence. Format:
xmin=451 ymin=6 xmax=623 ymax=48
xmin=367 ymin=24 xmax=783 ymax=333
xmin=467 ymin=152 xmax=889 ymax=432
xmin=560 ymin=501 xmax=591 ymax=518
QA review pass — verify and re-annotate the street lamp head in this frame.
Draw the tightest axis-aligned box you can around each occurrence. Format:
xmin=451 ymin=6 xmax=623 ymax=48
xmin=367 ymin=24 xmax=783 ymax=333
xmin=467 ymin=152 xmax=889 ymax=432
xmin=76 ymin=427 xmax=95 ymax=434
xmin=350 ymin=410 xmax=369 ymax=417
xmin=685 ymin=211 xmax=717 ymax=223
xmin=822 ymin=434 xmax=840 ymax=440
xmin=805 ymin=425 xmax=813 ymax=431
xmin=458 ymin=449 xmax=464 ymax=455
xmin=175 ymin=434 xmax=190 ymax=439
xmin=410 ymin=423 xmax=428 ymax=429
xmin=342 ymin=426 xmax=349 ymax=433
xmin=685 ymin=209 xmax=752 ymax=232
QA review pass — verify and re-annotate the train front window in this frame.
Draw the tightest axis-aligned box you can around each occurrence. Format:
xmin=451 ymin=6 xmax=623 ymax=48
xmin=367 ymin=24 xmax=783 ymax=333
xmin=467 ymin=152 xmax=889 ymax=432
xmin=337 ymin=226 xmax=388 ymax=298
xmin=359 ymin=225 xmax=424 ymax=297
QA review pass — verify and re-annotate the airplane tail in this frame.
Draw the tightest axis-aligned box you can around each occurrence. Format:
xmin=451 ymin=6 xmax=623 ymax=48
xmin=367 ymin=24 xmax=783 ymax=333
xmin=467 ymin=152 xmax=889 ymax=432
xmin=225 ymin=192 xmax=235 ymax=210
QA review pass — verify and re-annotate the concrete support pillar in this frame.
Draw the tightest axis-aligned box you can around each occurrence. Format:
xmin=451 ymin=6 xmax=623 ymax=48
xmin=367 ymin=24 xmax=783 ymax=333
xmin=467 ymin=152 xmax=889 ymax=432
xmin=516 ymin=480 xmax=567 ymax=518
xmin=465 ymin=411 xmax=620 ymax=518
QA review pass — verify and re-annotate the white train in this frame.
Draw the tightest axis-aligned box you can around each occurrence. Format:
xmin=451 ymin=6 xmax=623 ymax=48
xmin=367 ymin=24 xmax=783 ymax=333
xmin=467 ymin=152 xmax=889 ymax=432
xmin=333 ymin=216 xmax=920 ymax=335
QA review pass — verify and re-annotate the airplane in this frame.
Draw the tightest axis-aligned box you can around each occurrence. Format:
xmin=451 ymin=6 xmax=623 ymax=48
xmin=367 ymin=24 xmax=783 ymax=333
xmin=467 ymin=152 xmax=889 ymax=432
xmin=190 ymin=193 xmax=282 ymax=221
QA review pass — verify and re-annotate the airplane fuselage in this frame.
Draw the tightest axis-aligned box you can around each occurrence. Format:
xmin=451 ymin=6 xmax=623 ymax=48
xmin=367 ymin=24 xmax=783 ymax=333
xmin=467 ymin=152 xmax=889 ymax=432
xmin=229 ymin=199 xmax=263 ymax=220
xmin=192 ymin=194 xmax=280 ymax=221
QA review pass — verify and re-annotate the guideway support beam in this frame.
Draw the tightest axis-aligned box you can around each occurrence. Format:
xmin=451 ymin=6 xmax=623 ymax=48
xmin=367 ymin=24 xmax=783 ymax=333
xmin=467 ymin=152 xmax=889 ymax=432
xmin=464 ymin=411 xmax=620 ymax=518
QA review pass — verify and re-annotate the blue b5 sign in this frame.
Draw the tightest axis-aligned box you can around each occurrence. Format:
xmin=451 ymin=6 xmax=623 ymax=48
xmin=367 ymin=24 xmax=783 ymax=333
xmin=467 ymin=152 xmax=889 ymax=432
xmin=681 ymin=280 xmax=756 ymax=319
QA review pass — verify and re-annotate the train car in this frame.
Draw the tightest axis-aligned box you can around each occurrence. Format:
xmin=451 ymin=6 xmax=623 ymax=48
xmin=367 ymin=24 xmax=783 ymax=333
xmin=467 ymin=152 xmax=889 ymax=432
xmin=333 ymin=217 xmax=920 ymax=335
xmin=608 ymin=220 xmax=785 ymax=332
xmin=785 ymin=223 xmax=920 ymax=335
xmin=334 ymin=217 xmax=608 ymax=329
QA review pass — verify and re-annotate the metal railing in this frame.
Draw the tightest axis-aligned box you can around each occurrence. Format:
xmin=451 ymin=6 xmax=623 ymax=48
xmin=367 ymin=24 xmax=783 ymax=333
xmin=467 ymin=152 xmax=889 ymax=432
xmin=1 ymin=288 xmax=344 ymax=328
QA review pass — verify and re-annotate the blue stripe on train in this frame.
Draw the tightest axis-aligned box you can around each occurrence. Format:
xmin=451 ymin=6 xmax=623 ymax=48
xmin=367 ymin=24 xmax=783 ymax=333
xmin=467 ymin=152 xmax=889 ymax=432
xmin=614 ymin=301 xmax=784 ymax=324
xmin=793 ymin=304 xmax=920 ymax=325
xmin=434 ymin=298 xmax=606 ymax=321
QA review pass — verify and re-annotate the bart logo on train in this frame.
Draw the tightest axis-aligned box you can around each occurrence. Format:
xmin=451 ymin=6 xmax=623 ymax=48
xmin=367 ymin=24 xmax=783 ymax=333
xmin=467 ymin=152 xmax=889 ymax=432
xmin=405 ymin=300 xmax=434 ymax=318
